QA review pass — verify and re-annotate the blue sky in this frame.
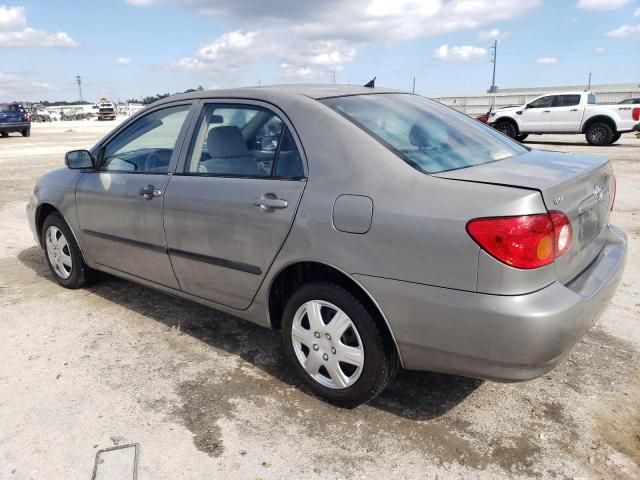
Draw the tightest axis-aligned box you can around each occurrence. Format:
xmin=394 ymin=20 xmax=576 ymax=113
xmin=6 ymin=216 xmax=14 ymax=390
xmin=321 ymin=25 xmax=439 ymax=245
xmin=1 ymin=0 xmax=639 ymax=102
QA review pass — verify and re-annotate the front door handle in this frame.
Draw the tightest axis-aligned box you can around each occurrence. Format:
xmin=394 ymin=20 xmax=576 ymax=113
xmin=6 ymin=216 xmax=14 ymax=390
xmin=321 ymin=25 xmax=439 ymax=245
xmin=542 ymin=110 xmax=551 ymax=113
xmin=570 ymin=108 xmax=579 ymax=112
xmin=253 ymin=193 xmax=288 ymax=211
xmin=139 ymin=185 xmax=162 ymax=200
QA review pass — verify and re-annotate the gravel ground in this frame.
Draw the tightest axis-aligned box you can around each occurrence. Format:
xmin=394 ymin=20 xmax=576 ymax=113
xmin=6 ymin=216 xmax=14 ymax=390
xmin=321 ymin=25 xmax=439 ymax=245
xmin=1 ymin=120 xmax=638 ymax=480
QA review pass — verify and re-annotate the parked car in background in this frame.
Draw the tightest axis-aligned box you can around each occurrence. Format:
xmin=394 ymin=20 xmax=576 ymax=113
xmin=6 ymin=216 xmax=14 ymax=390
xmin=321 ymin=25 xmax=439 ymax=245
xmin=97 ymin=98 xmax=116 ymax=121
xmin=475 ymin=111 xmax=490 ymax=123
xmin=617 ymin=98 xmax=640 ymax=105
xmin=488 ymin=91 xmax=640 ymax=145
xmin=0 ymin=102 xmax=31 ymax=137
xmin=28 ymin=85 xmax=627 ymax=406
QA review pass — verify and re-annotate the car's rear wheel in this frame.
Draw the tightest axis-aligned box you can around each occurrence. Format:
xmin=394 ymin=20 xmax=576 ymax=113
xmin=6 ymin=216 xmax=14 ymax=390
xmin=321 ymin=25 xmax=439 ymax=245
xmin=609 ymin=132 xmax=621 ymax=144
xmin=0 ymin=132 xmax=8 ymax=138
xmin=515 ymin=133 xmax=529 ymax=142
xmin=22 ymin=128 xmax=30 ymax=137
xmin=585 ymin=122 xmax=614 ymax=146
xmin=42 ymin=212 xmax=90 ymax=289
xmin=494 ymin=120 xmax=517 ymax=139
xmin=281 ymin=282 xmax=396 ymax=408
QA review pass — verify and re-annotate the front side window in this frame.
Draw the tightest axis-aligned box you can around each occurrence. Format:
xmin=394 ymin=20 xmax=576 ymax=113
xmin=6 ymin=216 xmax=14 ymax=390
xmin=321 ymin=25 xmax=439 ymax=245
xmin=184 ymin=104 xmax=304 ymax=178
xmin=321 ymin=94 xmax=526 ymax=174
xmin=101 ymin=104 xmax=191 ymax=173
xmin=528 ymin=96 xmax=555 ymax=109
xmin=556 ymin=95 xmax=581 ymax=107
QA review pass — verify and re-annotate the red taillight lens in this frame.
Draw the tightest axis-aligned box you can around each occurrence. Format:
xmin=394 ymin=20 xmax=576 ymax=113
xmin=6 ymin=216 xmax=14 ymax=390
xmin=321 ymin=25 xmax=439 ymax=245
xmin=467 ymin=211 xmax=572 ymax=269
xmin=632 ymin=108 xmax=640 ymax=121
xmin=549 ymin=211 xmax=571 ymax=257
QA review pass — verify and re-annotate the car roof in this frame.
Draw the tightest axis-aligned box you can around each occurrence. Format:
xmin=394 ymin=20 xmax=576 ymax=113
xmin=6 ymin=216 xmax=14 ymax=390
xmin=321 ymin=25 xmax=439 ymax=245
xmin=155 ymin=83 xmax=404 ymax=105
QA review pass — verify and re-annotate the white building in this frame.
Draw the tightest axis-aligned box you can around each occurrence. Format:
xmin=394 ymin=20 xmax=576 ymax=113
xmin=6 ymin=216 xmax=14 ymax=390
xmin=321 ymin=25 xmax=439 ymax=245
xmin=431 ymin=83 xmax=640 ymax=116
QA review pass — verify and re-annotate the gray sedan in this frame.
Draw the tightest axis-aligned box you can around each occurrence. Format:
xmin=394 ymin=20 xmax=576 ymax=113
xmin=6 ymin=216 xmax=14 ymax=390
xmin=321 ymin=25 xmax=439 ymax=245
xmin=27 ymin=85 xmax=627 ymax=407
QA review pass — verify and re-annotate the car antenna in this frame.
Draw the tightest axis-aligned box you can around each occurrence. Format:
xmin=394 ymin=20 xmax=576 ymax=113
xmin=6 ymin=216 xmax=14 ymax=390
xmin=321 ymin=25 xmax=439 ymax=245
xmin=364 ymin=77 xmax=376 ymax=88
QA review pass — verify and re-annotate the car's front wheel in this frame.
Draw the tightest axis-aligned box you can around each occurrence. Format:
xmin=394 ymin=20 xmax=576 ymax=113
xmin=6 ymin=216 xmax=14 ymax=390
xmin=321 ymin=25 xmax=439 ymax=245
xmin=585 ymin=122 xmax=614 ymax=146
xmin=281 ymin=282 xmax=396 ymax=408
xmin=515 ymin=133 xmax=529 ymax=142
xmin=42 ymin=212 xmax=90 ymax=289
xmin=494 ymin=120 xmax=517 ymax=139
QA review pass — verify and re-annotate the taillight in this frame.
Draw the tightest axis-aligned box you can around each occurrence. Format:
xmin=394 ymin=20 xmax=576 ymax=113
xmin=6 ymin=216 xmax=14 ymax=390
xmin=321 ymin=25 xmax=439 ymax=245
xmin=633 ymin=108 xmax=640 ymax=121
xmin=467 ymin=211 xmax=572 ymax=269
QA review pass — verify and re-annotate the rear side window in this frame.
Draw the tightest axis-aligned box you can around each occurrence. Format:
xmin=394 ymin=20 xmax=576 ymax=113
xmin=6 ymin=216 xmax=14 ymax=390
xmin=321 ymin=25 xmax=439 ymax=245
xmin=556 ymin=95 xmax=581 ymax=107
xmin=588 ymin=94 xmax=596 ymax=105
xmin=321 ymin=94 xmax=526 ymax=174
xmin=184 ymin=104 xmax=304 ymax=178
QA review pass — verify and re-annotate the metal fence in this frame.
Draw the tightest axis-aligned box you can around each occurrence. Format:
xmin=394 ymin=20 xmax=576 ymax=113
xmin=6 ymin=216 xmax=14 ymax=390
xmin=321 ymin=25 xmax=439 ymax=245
xmin=431 ymin=83 xmax=640 ymax=116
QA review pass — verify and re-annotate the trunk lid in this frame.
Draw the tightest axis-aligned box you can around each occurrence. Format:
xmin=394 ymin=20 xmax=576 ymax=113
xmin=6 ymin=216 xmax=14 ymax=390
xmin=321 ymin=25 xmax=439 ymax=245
xmin=435 ymin=149 xmax=614 ymax=284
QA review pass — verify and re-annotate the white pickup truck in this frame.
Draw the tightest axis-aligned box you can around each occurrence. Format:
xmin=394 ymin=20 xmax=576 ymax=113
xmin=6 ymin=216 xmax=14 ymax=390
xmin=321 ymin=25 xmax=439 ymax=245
xmin=487 ymin=91 xmax=640 ymax=145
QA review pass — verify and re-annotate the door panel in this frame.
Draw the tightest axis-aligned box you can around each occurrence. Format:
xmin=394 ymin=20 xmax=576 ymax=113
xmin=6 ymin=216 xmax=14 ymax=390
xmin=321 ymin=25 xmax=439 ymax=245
xmin=163 ymin=177 xmax=305 ymax=309
xmin=520 ymin=95 xmax=555 ymax=132
xmin=551 ymin=94 xmax=583 ymax=132
xmin=76 ymin=103 xmax=194 ymax=288
xmin=77 ymin=173 xmax=179 ymax=288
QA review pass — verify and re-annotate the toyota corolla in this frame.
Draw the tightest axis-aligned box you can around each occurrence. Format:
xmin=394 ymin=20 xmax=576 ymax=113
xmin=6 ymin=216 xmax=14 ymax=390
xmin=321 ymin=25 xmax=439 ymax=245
xmin=27 ymin=85 xmax=627 ymax=407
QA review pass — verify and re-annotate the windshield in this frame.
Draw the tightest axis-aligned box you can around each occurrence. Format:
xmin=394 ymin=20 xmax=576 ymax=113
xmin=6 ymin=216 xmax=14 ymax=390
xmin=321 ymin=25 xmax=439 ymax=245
xmin=321 ymin=94 xmax=527 ymax=174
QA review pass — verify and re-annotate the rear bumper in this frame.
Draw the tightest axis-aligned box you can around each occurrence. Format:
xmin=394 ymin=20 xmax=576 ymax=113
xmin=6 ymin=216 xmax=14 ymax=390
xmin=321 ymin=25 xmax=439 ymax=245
xmin=0 ymin=122 xmax=29 ymax=132
xmin=355 ymin=225 xmax=627 ymax=381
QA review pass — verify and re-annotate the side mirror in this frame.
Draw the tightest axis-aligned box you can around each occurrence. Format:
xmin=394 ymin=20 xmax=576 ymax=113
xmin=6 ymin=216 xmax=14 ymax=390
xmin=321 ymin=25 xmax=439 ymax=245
xmin=65 ymin=150 xmax=94 ymax=169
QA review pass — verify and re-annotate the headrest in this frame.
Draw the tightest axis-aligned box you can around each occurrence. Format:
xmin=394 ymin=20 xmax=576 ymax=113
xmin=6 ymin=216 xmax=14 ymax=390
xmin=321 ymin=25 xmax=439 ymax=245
xmin=207 ymin=126 xmax=249 ymax=157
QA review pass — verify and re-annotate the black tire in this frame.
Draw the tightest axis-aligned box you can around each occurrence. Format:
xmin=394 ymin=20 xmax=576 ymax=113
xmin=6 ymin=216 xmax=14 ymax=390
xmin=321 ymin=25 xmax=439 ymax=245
xmin=0 ymin=132 xmax=8 ymax=138
xmin=609 ymin=132 xmax=621 ymax=144
xmin=585 ymin=122 xmax=614 ymax=146
xmin=42 ymin=212 xmax=91 ymax=289
xmin=281 ymin=282 xmax=397 ymax=408
xmin=495 ymin=120 xmax=517 ymax=139
xmin=21 ymin=128 xmax=30 ymax=137
xmin=515 ymin=133 xmax=528 ymax=142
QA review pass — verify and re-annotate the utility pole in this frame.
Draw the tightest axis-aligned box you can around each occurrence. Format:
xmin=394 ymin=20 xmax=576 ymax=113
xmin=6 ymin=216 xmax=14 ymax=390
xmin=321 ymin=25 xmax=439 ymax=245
xmin=412 ymin=76 xmax=415 ymax=94
xmin=330 ymin=66 xmax=336 ymax=84
xmin=587 ymin=72 xmax=592 ymax=91
xmin=489 ymin=39 xmax=498 ymax=109
xmin=76 ymin=75 xmax=84 ymax=102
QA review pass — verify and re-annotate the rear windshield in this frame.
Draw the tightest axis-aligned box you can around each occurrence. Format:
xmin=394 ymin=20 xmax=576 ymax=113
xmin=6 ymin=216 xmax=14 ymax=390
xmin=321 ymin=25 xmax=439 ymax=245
xmin=321 ymin=93 xmax=527 ymax=174
xmin=1 ymin=104 xmax=22 ymax=113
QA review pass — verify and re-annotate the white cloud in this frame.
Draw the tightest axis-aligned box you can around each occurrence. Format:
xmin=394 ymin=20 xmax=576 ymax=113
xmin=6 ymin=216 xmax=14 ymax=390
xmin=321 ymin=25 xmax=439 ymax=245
xmin=0 ymin=5 xmax=77 ymax=47
xmin=280 ymin=63 xmax=316 ymax=80
xmin=606 ymin=24 xmax=640 ymax=39
xmin=595 ymin=47 xmax=606 ymax=54
xmin=0 ymin=72 xmax=58 ymax=98
xmin=536 ymin=57 xmax=558 ymax=64
xmin=138 ymin=0 xmax=540 ymax=81
xmin=477 ymin=29 xmax=510 ymax=41
xmin=434 ymin=44 xmax=487 ymax=62
xmin=635 ymin=7 xmax=640 ymax=16
xmin=577 ymin=0 xmax=630 ymax=10
xmin=116 ymin=57 xmax=132 ymax=65
xmin=0 ymin=5 xmax=26 ymax=30
xmin=0 ymin=28 xmax=78 ymax=47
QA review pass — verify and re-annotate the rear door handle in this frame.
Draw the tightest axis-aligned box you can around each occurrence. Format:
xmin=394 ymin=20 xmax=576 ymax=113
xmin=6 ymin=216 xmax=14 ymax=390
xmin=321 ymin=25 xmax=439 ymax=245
xmin=543 ymin=110 xmax=551 ymax=113
xmin=570 ymin=108 xmax=579 ymax=112
xmin=254 ymin=193 xmax=288 ymax=211
xmin=139 ymin=185 xmax=162 ymax=200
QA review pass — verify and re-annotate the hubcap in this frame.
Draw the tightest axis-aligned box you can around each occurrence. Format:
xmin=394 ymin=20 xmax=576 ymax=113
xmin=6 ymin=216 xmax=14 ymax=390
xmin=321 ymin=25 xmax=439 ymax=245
xmin=45 ymin=226 xmax=72 ymax=279
xmin=291 ymin=300 xmax=365 ymax=390
xmin=591 ymin=127 xmax=606 ymax=143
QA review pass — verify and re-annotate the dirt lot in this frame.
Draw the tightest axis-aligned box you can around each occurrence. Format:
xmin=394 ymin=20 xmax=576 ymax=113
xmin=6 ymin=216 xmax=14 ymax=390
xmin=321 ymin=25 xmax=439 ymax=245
xmin=1 ymin=121 xmax=639 ymax=480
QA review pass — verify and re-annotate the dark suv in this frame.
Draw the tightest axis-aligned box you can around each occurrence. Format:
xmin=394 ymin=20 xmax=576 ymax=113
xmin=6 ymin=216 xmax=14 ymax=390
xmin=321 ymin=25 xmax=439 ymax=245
xmin=0 ymin=102 xmax=31 ymax=137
